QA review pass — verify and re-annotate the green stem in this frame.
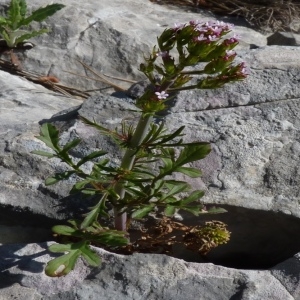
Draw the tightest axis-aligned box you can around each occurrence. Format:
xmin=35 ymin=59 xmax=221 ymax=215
xmin=114 ymin=114 xmax=153 ymax=231
xmin=168 ymin=84 xmax=198 ymax=92
xmin=180 ymin=69 xmax=205 ymax=75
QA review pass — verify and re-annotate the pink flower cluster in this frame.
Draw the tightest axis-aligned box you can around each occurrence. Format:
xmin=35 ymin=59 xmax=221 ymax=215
xmin=173 ymin=20 xmax=237 ymax=44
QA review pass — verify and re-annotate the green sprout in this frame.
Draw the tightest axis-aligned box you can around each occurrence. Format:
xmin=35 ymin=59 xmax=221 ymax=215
xmin=0 ymin=0 xmax=64 ymax=48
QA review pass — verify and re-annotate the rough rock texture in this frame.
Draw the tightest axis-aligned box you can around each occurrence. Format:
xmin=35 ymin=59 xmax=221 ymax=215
xmin=0 ymin=243 xmax=298 ymax=300
xmin=0 ymin=0 xmax=267 ymax=92
xmin=1 ymin=0 xmax=300 ymax=299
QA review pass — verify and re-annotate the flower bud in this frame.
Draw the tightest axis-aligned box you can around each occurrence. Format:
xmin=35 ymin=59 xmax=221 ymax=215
xmin=204 ymin=51 xmax=236 ymax=74
xmin=157 ymin=28 xmax=176 ymax=51
xmin=139 ymin=62 xmax=154 ymax=74
xmin=176 ymin=24 xmax=195 ymax=47
xmin=136 ymin=89 xmax=167 ymax=113
xmin=158 ymin=52 xmax=176 ymax=76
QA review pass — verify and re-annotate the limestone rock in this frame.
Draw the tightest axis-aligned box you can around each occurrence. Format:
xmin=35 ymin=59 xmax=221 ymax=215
xmin=267 ymin=31 xmax=300 ymax=46
xmin=0 ymin=0 xmax=267 ymax=94
xmin=0 ymin=0 xmax=300 ymax=298
xmin=0 ymin=242 xmax=296 ymax=300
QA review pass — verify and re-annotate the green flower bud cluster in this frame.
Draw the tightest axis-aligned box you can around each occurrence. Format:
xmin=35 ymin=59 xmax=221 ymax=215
xmin=138 ymin=20 xmax=249 ymax=113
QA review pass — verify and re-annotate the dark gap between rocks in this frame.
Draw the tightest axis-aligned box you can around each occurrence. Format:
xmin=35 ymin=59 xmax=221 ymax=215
xmin=178 ymin=205 xmax=300 ymax=270
xmin=0 ymin=205 xmax=62 ymax=244
xmin=1 ymin=204 xmax=300 ymax=270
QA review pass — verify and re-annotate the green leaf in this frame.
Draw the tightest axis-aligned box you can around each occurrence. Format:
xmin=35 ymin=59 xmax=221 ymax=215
xmin=14 ymin=28 xmax=49 ymax=45
xmin=46 ymin=241 xmax=100 ymax=277
xmin=61 ymin=139 xmax=82 ymax=153
xmin=207 ymin=206 xmax=227 ymax=214
xmin=92 ymin=231 xmax=129 ymax=247
xmin=164 ymin=205 xmax=176 ymax=217
xmin=45 ymin=250 xmax=81 ymax=277
xmin=45 ymin=171 xmax=75 ymax=185
xmin=48 ymin=243 xmax=73 ymax=253
xmin=36 ymin=123 xmax=60 ymax=152
xmin=158 ymin=126 xmax=185 ymax=145
xmin=81 ymin=195 xmax=107 ymax=229
xmin=0 ymin=16 xmax=8 ymax=25
xmin=131 ymin=204 xmax=155 ymax=219
xmin=0 ymin=30 xmax=11 ymax=47
xmin=31 ymin=150 xmax=55 ymax=158
xmin=181 ymin=206 xmax=202 ymax=216
xmin=76 ymin=150 xmax=107 ymax=167
xmin=69 ymin=180 xmax=91 ymax=193
xmin=81 ymin=248 xmax=101 ymax=267
xmin=175 ymin=143 xmax=211 ymax=167
xmin=52 ymin=225 xmax=81 ymax=237
xmin=19 ymin=0 xmax=27 ymax=18
xmin=162 ymin=181 xmax=189 ymax=200
xmin=181 ymin=190 xmax=205 ymax=205
xmin=2 ymin=29 xmax=29 ymax=47
xmin=176 ymin=166 xmax=202 ymax=178
xmin=7 ymin=0 xmax=22 ymax=30
xmin=20 ymin=4 xmax=65 ymax=26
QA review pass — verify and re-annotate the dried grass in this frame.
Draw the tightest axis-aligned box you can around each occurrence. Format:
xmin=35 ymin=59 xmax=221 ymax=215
xmin=150 ymin=0 xmax=300 ymax=32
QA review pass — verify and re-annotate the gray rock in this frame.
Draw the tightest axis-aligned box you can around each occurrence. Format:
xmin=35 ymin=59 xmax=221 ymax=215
xmin=267 ymin=31 xmax=300 ymax=46
xmin=0 ymin=0 xmax=267 ymax=94
xmin=0 ymin=242 xmax=296 ymax=300
xmin=0 ymin=0 xmax=300 ymax=298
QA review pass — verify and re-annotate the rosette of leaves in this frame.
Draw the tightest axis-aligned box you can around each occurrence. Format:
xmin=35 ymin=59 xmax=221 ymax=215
xmin=0 ymin=0 xmax=64 ymax=48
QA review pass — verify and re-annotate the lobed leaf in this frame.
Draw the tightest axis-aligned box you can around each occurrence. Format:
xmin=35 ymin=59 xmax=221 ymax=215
xmin=81 ymin=247 xmax=101 ymax=267
xmin=7 ymin=0 xmax=22 ymax=30
xmin=46 ymin=241 xmax=100 ymax=277
xmin=19 ymin=0 xmax=27 ymax=18
xmin=45 ymin=250 xmax=81 ymax=277
xmin=20 ymin=4 xmax=65 ymax=27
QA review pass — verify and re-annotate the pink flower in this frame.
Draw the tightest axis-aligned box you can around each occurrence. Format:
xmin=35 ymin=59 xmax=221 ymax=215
xmin=207 ymin=35 xmax=218 ymax=41
xmin=238 ymin=62 xmax=250 ymax=76
xmin=173 ymin=22 xmax=184 ymax=31
xmin=156 ymin=51 xmax=170 ymax=58
xmin=155 ymin=91 xmax=169 ymax=100
xmin=196 ymin=34 xmax=207 ymax=42
xmin=223 ymin=50 xmax=236 ymax=61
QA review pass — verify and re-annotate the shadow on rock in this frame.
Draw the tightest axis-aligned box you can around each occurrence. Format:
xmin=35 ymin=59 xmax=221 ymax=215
xmin=0 ymin=243 xmax=50 ymax=289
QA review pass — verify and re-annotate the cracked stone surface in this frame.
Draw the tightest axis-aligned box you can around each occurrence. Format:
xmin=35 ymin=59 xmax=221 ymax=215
xmin=0 ymin=243 xmax=298 ymax=300
xmin=0 ymin=0 xmax=267 ymax=92
xmin=1 ymin=0 xmax=300 ymax=298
